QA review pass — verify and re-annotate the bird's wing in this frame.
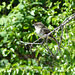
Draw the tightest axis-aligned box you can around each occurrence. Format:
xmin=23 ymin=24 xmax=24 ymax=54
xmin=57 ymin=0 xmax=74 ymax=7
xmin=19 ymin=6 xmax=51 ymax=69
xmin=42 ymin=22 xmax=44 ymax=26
xmin=42 ymin=27 xmax=60 ymax=45
xmin=42 ymin=27 xmax=54 ymax=38
xmin=42 ymin=27 xmax=50 ymax=34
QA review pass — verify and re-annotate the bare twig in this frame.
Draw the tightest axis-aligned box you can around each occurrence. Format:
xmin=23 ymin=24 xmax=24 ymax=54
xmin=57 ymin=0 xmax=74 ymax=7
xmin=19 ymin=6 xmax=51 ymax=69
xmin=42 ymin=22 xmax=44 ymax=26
xmin=20 ymin=13 xmax=75 ymax=45
xmin=33 ymin=13 xmax=75 ymax=44
xmin=19 ymin=13 xmax=75 ymax=61
xmin=20 ymin=41 xmax=42 ymax=45
xmin=60 ymin=26 xmax=64 ymax=42
xmin=20 ymin=13 xmax=75 ymax=54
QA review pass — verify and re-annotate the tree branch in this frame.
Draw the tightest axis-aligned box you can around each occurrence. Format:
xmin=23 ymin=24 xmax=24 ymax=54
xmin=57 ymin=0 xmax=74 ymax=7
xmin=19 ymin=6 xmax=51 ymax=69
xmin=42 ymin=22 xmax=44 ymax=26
xmin=33 ymin=13 xmax=75 ymax=43
xmin=20 ymin=13 xmax=75 ymax=45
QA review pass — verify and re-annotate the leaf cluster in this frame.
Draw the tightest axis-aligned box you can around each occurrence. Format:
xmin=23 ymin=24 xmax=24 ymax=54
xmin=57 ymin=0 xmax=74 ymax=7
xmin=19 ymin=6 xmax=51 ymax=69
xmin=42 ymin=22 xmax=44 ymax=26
xmin=0 ymin=0 xmax=75 ymax=74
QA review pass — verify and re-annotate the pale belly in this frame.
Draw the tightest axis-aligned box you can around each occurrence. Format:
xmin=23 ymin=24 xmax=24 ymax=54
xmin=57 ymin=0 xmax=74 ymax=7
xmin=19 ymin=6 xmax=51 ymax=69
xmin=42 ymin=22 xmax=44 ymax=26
xmin=35 ymin=29 xmax=44 ymax=37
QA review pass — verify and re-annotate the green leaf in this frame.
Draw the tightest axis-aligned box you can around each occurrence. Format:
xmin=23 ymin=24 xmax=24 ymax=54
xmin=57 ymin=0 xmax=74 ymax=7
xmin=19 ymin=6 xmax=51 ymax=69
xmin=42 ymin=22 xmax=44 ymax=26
xmin=35 ymin=50 xmax=39 ymax=58
xmin=0 ymin=31 xmax=6 ymax=37
xmin=18 ymin=4 xmax=24 ymax=10
xmin=46 ymin=16 xmax=52 ymax=23
xmin=31 ymin=2 xmax=42 ymax=5
xmin=26 ymin=15 xmax=34 ymax=19
xmin=2 ymin=48 xmax=9 ymax=57
xmin=2 ymin=2 xmax=6 ymax=8
xmin=7 ymin=4 xmax=11 ymax=10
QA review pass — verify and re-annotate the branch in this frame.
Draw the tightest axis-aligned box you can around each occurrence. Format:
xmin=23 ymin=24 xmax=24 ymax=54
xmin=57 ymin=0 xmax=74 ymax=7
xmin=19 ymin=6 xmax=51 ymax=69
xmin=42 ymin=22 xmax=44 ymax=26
xmin=20 ymin=41 xmax=42 ymax=45
xmin=33 ymin=13 xmax=75 ymax=43
xmin=20 ymin=13 xmax=75 ymax=45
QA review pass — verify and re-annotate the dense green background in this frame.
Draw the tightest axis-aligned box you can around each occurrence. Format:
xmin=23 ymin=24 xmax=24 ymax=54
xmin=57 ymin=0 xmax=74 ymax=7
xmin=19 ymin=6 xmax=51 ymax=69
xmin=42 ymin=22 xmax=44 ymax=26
xmin=0 ymin=0 xmax=75 ymax=74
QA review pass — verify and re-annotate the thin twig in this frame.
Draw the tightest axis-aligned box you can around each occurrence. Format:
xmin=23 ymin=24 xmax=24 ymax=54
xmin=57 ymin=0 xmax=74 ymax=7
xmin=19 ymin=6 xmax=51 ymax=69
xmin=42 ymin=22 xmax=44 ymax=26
xmin=20 ymin=13 xmax=75 ymax=53
xmin=33 ymin=13 xmax=75 ymax=44
xmin=20 ymin=41 xmax=42 ymax=45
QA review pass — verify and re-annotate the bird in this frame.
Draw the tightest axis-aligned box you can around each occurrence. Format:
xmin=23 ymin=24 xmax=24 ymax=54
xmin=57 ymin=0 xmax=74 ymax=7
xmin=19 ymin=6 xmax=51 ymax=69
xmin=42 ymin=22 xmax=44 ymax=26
xmin=33 ymin=22 xmax=59 ymax=44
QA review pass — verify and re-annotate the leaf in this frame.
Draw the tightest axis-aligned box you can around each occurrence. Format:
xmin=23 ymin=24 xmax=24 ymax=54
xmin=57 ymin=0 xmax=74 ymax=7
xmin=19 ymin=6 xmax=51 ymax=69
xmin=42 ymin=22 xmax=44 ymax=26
xmin=15 ymin=12 xmax=23 ymax=20
xmin=23 ymin=26 xmax=29 ymax=29
xmin=0 ymin=59 xmax=9 ymax=67
xmin=30 ymin=10 xmax=35 ymax=16
xmin=3 ymin=37 xmax=8 ymax=43
xmin=0 ymin=31 xmax=6 ymax=37
xmin=26 ymin=15 xmax=34 ymax=19
xmin=2 ymin=2 xmax=6 ymax=8
xmin=18 ymin=4 xmax=24 ymax=10
xmin=2 ymin=48 xmax=9 ymax=57
xmin=7 ymin=4 xmax=11 ymax=10
xmin=46 ymin=16 xmax=52 ymax=23
xmin=0 ymin=17 xmax=7 ymax=25
xmin=31 ymin=2 xmax=42 ymax=5
xmin=35 ymin=50 xmax=40 ymax=58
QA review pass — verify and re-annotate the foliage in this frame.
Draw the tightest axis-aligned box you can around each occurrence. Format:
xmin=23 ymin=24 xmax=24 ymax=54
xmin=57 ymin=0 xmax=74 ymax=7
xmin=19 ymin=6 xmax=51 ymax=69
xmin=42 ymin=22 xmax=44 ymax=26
xmin=0 ymin=0 xmax=75 ymax=74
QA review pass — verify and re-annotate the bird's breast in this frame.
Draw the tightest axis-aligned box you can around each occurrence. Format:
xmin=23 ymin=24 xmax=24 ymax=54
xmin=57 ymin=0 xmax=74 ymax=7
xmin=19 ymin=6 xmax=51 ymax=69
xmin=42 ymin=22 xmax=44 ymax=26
xmin=35 ymin=29 xmax=44 ymax=37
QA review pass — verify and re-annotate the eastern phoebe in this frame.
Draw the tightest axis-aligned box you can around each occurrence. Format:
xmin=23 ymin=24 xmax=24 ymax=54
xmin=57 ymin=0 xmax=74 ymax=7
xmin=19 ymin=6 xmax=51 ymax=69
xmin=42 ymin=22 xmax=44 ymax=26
xmin=33 ymin=22 xmax=59 ymax=44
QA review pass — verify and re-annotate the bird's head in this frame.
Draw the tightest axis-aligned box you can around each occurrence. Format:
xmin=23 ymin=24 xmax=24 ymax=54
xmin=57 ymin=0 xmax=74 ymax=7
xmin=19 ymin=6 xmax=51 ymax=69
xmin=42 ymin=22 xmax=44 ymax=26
xmin=33 ymin=22 xmax=44 ymax=29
